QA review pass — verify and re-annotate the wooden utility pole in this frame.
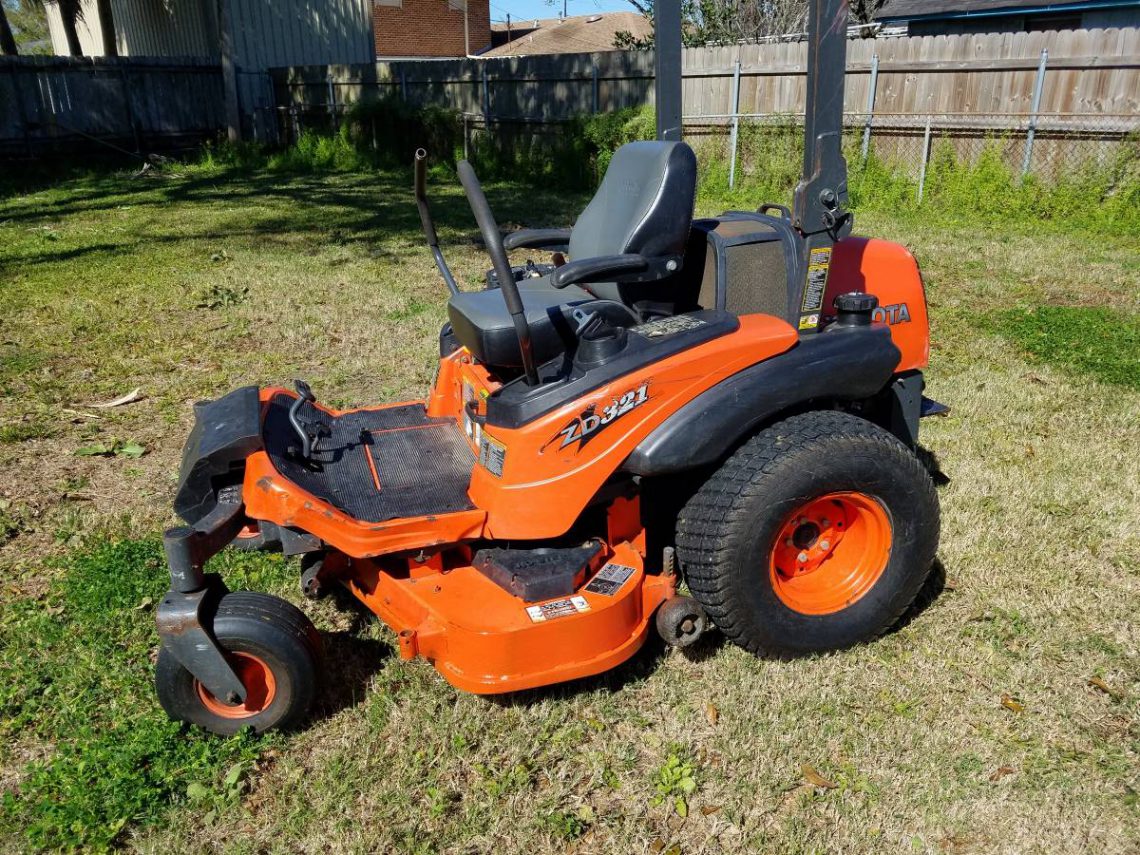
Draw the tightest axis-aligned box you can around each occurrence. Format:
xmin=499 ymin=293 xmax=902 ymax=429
xmin=218 ymin=0 xmax=241 ymax=140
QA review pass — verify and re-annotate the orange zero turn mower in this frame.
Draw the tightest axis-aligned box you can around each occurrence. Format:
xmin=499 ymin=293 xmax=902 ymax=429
xmin=155 ymin=0 xmax=946 ymax=734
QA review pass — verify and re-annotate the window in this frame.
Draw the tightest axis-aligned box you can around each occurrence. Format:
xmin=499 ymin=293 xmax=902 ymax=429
xmin=449 ymin=0 xmax=466 ymax=10
xmin=376 ymin=0 xmax=402 ymax=7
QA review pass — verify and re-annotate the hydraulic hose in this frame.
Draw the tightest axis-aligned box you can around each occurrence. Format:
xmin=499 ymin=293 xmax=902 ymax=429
xmin=457 ymin=160 xmax=539 ymax=387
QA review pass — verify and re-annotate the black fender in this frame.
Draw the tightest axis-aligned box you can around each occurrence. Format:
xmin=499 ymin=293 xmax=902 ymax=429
xmin=623 ymin=325 xmax=901 ymax=476
xmin=174 ymin=385 xmax=264 ymax=525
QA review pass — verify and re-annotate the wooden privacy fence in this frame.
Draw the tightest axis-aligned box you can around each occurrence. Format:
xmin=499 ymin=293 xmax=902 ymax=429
xmin=273 ymin=26 xmax=1140 ymax=184
xmin=0 ymin=56 xmax=225 ymax=158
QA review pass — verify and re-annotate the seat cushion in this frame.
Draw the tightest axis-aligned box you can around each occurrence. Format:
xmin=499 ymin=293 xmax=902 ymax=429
xmin=447 ymin=286 xmax=591 ymax=368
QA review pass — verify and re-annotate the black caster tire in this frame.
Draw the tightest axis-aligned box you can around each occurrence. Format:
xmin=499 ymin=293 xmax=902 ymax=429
xmin=155 ymin=592 xmax=322 ymax=735
xmin=676 ymin=410 xmax=939 ymax=657
xmin=300 ymin=553 xmax=326 ymax=600
xmin=655 ymin=595 xmax=709 ymax=648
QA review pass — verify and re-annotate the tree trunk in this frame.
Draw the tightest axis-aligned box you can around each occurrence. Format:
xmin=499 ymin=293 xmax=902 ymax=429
xmin=95 ymin=0 xmax=117 ymax=55
xmin=59 ymin=1 xmax=83 ymax=56
xmin=0 ymin=5 xmax=18 ymax=56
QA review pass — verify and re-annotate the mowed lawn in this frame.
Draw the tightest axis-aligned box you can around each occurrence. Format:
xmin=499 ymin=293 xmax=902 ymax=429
xmin=0 ymin=165 xmax=1137 ymax=854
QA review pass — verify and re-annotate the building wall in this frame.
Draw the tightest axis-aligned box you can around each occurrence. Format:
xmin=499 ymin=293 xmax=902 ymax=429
xmin=45 ymin=0 xmax=375 ymax=66
xmin=373 ymin=0 xmax=491 ymax=58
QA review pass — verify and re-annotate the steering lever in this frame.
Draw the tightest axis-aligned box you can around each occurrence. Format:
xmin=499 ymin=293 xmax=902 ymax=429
xmin=288 ymin=379 xmax=327 ymax=463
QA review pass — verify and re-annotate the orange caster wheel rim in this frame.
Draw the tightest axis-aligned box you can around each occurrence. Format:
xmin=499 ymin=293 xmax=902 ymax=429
xmin=194 ymin=652 xmax=277 ymax=719
xmin=769 ymin=492 xmax=892 ymax=616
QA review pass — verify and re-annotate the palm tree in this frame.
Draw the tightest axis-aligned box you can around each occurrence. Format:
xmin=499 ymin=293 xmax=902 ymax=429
xmin=49 ymin=0 xmax=84 ymax=55
xmin=94 ymin=0 xmax=115 ymax=55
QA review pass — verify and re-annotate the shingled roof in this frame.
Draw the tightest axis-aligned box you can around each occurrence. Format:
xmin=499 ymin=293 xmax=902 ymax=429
xmin=483 ymin=11 xmax=651 ymax=57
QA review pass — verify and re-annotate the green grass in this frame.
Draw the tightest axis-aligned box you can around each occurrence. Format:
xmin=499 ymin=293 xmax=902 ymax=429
xmin=0 ymin=162 xmax=1137 ymax=853
xmin=984 ymin=306 xmax=1140 ymax=390
xmin=0 ymin=539 xmax=289 ymax=849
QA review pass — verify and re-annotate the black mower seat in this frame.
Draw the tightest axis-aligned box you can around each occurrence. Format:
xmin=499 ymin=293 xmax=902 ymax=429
xmin=448 ymin=140 xmax=697 ymax=369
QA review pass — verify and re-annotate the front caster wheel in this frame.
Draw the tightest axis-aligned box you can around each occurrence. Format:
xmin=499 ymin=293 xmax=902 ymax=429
xmin=677 ymin=410 xmax=940 ymax=657
xmin=656 ymin=595 xmax=709 ymax=648
xmin=156 ymin=592 xmax=322 ymax=735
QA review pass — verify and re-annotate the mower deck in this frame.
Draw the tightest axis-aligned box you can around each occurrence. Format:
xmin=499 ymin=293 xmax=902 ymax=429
xmin=346 ymin=541 xmax=675 ymax=693
xmin=263 ymin=394 xmax=475 ymax=522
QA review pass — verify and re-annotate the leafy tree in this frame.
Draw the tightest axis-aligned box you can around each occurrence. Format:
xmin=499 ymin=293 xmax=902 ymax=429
xmin=615 ymin=0 xmax=888 ymax=48
xmin=2 ymin=0 xmax=52 ymax=55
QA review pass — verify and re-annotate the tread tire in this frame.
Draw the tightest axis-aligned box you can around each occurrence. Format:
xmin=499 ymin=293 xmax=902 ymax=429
xmin=156 ymin=592 xmax=322 ymax=735
xmin=676 ymin=410 xmax=939 ymax=656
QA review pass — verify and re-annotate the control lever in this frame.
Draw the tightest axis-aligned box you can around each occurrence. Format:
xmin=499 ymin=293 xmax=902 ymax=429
xmin=288 ymin=379 xmax=328 ymax=464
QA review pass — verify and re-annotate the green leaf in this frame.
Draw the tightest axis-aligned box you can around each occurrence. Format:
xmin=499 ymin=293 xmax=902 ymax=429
xmin=118 ymin=441 xmax=146 ymax=459
xmin=75 ymin=443 xmax=111 ymax=457
xmin=674 ymin=797 xmax=688 ymax=817
xmin=186 ymin=782 xmax=209 ymax=802
xmin=222 ymin=763 xmax=245 ymax=789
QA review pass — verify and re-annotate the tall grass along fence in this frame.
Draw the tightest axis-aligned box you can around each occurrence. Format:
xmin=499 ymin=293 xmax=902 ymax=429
xmin=0 ymin=56 xmax=225 ymax=158
xmin=271 ymin=26 xmax=1139 ymax=190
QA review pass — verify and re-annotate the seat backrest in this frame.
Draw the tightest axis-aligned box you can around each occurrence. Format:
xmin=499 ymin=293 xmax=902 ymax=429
xmin=569 ymin=141 xmax=697 ymax=303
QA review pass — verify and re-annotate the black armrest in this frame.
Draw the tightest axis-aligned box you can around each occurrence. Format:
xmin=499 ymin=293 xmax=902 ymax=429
xmin=551 ymin=254 xmax=649 ymax=289
xmin=503 ymin=228 xmax=573 ymax=252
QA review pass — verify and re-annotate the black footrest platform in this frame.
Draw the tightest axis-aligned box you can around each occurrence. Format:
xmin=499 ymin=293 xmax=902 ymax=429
xmin=264 ymin=394 xmax=475 ymax=524
xmin=473 ymin=542 xmax=603 ymax=603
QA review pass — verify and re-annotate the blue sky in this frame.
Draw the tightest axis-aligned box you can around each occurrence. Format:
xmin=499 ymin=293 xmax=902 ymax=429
xmin=488 ymin=0 xmax=639 ymax=25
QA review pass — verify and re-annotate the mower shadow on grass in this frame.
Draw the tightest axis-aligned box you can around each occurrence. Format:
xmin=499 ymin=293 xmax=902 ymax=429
xmin=307 ymin=586 xmax=394 ymax=724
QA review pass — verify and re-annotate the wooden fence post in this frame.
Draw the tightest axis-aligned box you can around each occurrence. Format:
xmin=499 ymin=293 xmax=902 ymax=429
xmin=118 ymin=64 xmax=141 ymax=153
xmin=218 ymin=0 xmax=241 ymax=141
xmin=8 ymin=63 xmax=33 ymax=158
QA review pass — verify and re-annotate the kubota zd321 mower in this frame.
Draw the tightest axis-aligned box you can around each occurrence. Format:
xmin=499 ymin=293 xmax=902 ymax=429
xmin=156 ymin=0 xmax=945 ymax=734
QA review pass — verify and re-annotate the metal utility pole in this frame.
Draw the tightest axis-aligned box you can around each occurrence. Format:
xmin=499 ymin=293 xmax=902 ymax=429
xmin=653 ymin=0 xmax=682 ymax=142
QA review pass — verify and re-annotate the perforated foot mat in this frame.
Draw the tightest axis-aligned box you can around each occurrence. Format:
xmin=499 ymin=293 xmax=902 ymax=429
xmin=263 ymin=394 xmax=475 ymax=523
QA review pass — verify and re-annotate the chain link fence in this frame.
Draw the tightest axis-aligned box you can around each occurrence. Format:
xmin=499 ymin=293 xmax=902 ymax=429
xmin=686 ymin=111 xmax=1140 ymax=199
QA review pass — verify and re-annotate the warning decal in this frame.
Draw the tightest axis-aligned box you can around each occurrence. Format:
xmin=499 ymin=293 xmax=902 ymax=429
xmin=800 ymin=246 xmax=832 ymax=323
xmin=526 ymin=596 xmax=591 ymax=623
xmin=584 ymin=563 xmax=637 ymax=596
xmin=478 ymin=432 xmax=506 ymax=477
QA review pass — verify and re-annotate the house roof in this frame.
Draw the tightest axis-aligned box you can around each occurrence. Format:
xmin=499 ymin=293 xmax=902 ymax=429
xmin=482 ymin=11 xmax=651 ymax=57
xmin=877 ymin=0 xmax=1139 ymax=21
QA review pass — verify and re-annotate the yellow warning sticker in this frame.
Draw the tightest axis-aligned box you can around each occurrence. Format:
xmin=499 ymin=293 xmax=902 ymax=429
xmin=801 ymin=246 xmax=832 ymax=314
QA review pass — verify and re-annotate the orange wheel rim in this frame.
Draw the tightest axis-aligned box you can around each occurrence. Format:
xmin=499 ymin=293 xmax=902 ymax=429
xmin=768 ymin=492 xmax=892 ymax=616
xmin=194 ymin=652 xmax=277 ymax=719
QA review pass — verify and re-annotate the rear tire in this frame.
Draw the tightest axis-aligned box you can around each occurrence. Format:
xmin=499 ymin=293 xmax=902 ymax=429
xmin=676 ymin=410 xmax=939 ymax=656
xmin=156 ymin=592 xmax=322 ymax=735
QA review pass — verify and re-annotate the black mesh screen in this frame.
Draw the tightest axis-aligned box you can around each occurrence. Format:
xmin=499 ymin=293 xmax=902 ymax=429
xmin=723 ymin=240 xmax=789 ymax=318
